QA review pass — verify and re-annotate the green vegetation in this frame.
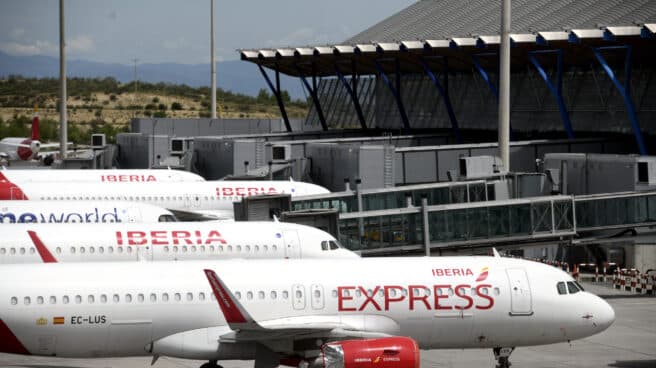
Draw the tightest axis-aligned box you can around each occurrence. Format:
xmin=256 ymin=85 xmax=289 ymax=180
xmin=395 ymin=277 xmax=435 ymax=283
xmin=0 ymin=115 xmax=128 ymax=144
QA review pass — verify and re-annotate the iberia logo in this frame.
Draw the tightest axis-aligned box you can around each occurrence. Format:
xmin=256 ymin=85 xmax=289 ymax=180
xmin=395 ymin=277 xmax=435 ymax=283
xmin=475 ymin=267 xmax=489 ymax=282
xmin=373 ymin=356 xmax=381 ymax=364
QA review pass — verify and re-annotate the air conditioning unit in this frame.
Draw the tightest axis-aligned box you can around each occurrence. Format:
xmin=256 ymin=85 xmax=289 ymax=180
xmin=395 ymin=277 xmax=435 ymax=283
xmin=91 ymin=134 xmax=106 ymax=149
xmin=271 ymin=144 xmax=291 ymax=161
xmin=170 ymin=138 xmax=185 ymax=155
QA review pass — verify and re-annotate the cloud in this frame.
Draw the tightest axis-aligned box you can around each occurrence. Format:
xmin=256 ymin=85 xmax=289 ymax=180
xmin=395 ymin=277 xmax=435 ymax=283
xmin=163 ymin=36 xmax=187 ymax=50
xmin=0 ymin=35 xmax=94 ymax=56
xmin=10 ymin=28 xmax=25 ymax=40
xmin=68 ymin=35 xmax=95 ymax=52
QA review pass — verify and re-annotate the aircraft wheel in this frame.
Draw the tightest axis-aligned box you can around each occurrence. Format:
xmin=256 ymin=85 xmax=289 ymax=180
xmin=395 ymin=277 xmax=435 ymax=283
xmin=199 ymin=360 xmax=222 ymax=368
xmin=493 ymin=347 xmax=514 ymax=368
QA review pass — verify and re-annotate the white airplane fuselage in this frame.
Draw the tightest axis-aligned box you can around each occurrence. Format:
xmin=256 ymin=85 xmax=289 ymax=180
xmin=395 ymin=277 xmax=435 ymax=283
xmin=0 ymin=221 xmax=356 ymax=263
xmin=0 ymin=257 xmax=614 ymax=361
xmin=0 ymin=168 xmax=205 ymax=183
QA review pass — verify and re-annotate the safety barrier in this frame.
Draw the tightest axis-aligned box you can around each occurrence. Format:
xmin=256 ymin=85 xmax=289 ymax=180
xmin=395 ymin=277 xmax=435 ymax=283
xmin=612 ymin=269 xmax=656 ymax=295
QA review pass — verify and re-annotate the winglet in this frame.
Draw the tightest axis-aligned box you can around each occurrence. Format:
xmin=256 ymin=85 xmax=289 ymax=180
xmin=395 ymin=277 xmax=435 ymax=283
xmin=492 ymin=247 xmax=500 ymax=258
xmin=27 ymin=230 xmax=57 ymax=263
xmin=203 ymin=269 xmax=261 ymax=330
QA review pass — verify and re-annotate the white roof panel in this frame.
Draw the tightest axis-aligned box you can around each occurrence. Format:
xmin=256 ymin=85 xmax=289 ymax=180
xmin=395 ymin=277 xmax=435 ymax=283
xmin=424 ymin=39 xmax=450 ymax=49
xmin=510 ymin=33 xmax=536 ymax=43
xmin=605 ymin=26 xmax=642 ymax=36
xmin=571 ymin=28 xmax=605 ymax=39
xmin=313 ymin=46 xmax=333 ymax=55
xmin=478 ymin=35 xmax=500 ymax=45
xmin=400 ymin=40 xmax=424 ymax=50
xmin=333 ymin=45 xmax=354 ymax=54
xmin=294 ymin=47 xmax=314 ymax=56
xmin=538 ymin=31 xmax=569 ymax=41
xmin=240 ymin=50 xmax=259 ymax=59
xmin=275 ymin=49 xmax=294 ymax=57
xmin=451 ymin=37 xmax=477 ymax=47
xmin=355 ymin=44 xmax=377 ymax=53
xmin=645 ymin=23 xmax=656 ymax=33
xmin=258 ymin=50 xmax=276 ymax=58
xmin=376 ymin=42 xmax=399 ymax=52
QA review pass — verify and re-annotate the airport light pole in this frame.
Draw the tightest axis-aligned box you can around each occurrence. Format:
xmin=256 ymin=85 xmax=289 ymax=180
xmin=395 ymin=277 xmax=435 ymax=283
xmin=132 ymin=58 xmax=139 ymax=117
xmin=498 ymin=0 xmax=511 ymax=171
xmin=210 ymin=0 xmax=217 ymax=119
xmin=59 ymin=0 xmax=68 ymax=159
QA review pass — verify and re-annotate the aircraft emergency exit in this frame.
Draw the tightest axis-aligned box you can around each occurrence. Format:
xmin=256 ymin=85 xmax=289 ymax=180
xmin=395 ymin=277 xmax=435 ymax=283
xmin=0 ymin=221 xmax=356 ymax=263
xmin=0 ymin=178 xmax=329 ymax=220
xmin=0 ymin=168 xmax=204 ymax=183
xmin=0 ymin=200 xmax=177 ymax=224
xmin=0 ymin=255 xmax=614 ymax=368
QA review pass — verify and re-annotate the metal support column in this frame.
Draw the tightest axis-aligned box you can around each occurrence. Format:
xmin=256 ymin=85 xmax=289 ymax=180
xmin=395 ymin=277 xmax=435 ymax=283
xmin=297 ymin=64 xmax=327 ymax=131
xmin=373 ymin=59 xmax=410 ymax=132
xmin=334 ymin=64 xmax=367 ymax=130
xmin=258 ymin=64 xmax=291 ymax=132
xmin=528 ymin=49 xmax=575 ymax=139
xmin=592 ymin=46 xmax=647 ymax=155
xmin=420 ymin=57 xmax=462 ymax=142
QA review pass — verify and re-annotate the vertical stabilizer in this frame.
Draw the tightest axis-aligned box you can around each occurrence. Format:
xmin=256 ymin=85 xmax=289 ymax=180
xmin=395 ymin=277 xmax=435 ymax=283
xmin=30 ymin=107 xmax=40 ymax=141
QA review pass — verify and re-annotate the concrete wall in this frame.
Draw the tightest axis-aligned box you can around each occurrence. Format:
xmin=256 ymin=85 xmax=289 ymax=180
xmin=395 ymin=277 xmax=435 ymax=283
xmin=131 ymin=118 xmax=309 ymax=136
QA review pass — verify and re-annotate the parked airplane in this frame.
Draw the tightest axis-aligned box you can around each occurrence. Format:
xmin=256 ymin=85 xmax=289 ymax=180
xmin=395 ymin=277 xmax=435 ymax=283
xmin=0 ymin=255 xmax=614 ymax=368
xmin=0 ymin=178 xmax=329 ymax=220
xmin=0 ymin=108 xmax=58 ymax=161
xmin=0 ymin=200 xmax=176 ymax=224
xmin=0 ymin=168 xmax=205 ymax=183
xmin=0 ymin=221 xmax=356 ymax=263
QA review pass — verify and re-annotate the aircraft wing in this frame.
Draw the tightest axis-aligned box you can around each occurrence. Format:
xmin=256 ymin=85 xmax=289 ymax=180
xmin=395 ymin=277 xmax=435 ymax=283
xmin=169 ymin=209 xmax=233 ymax=222
xmin=203 ymin=270 xmax=399 ymax=345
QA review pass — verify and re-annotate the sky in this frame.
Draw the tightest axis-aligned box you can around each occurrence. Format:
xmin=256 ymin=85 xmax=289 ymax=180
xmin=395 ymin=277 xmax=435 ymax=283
xmin=0 ymin=0 xmax=415 ymax=65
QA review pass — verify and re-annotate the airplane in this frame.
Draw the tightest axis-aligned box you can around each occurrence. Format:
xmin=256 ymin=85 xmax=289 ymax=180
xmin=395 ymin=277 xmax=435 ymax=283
xmin=0 ymin=254 xmax=615 ymax=368
xmin=0 ymin=107 xmax=58 ymax=162
xmin=0 ymin=168 xmax=205 ymax=183
xmin=0 ymin=220 xmax=356 ymax=263
xmin=0 ymin=200 xmax=177 ymax=224
xmin=0 ymin=177 xmax=330 ymax=220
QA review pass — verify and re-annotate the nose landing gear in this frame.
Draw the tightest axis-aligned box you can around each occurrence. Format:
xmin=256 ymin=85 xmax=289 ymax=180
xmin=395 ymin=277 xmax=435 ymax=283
xmin=493 ymin=347 xmax=515 ymax=368
xmin=200 ymin=360 xmax=222 ymax=368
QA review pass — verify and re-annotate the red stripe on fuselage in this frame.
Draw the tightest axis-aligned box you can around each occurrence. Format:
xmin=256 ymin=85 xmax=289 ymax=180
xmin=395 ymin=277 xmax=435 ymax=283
xmin=0 ymin=319 xmax=30 ymax=355
xmin=27 ymin=230 xmax=58 ymax=263
xmin=0 ymin=173 xmax=28 ymax=200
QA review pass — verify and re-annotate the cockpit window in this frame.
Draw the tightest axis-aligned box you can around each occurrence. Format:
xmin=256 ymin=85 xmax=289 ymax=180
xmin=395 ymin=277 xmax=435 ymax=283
xmin=158 ymin=214 xmax=177 ymax=222
xmin=321 ymin=241 xmax=329 ymax=251
xmin=574 ymin=281 xmax=585 ymax=291
xmin=556 ymin=282 xmax=567 ymax=295
xmin=329 ymin=241 xmax=339 ymax=250
xmin=567 ymin=281 xmax=580 ymax=294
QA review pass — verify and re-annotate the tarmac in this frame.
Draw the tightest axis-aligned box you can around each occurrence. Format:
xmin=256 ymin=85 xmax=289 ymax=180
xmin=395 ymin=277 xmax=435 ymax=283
xmin=1 ymin=281 xmax=654 ymax=368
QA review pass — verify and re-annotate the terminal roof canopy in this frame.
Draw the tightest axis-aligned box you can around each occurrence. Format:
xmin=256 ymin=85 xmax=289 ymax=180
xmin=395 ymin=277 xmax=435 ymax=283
xmin=239 ymin=0 xmax=656 ymax=77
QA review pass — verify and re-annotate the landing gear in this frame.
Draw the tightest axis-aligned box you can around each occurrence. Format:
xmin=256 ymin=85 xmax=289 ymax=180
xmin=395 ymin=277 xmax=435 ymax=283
xmin=200 ymin=360 xmax=222 ymax=368
xmin=493 ymin=347 xmax=515 ymax=368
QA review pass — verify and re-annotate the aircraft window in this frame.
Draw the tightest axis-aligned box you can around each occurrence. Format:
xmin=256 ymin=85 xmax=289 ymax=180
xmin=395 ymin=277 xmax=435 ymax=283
xmin=113 ymin=294 xmax=120 ymax=303
xmin=138 ymin=294 xmax=145 ymax=303
xmin=332 ymin=290 xmax=337 ymax=298
xmin=575 ymin=281 xmax=585 ymax=291
xmin=254 ymin=245 xmax=259 ymax=252
xmin=75 ymin=295 xmax=82 ymax=304
xmin=228 ymin=246 xmax=233 ymax=252
xmin=63 ymin=296 xmax=69 ymax=304
xmin=89 ymin=247 xmax=95 ymax=254
xmin=272 ymin=245 xmax=277 ymax=251
xmin=355 ymin=289 xmax=362 ymax=297
xmin=49 ymin=296 xmax=56 ymax=304
xmin=557 ymin=282 xmax=567 ymax=295
xmin=162 ymin=293 xmax=169 ymax=302
xmin=209 ymin=246 xmax=215 ymax=252
xmin=127 ymin=246 xmax=133 ymax=254
xmin=99 ymin=247 xmax=104 ymax=254
xmin=118 ymin=247 xmax=123 ymax=254
xmin=321 ymin=241 xmax=329 ymax=251
xmin=447 ymin=288 xmax=454 ymax=296
xmin=413 ymin=288 xmax=420 ymax=296
xmin=567 ymin=281 xmax=580 ymax=294
xmin=263 ymin=245 xmax=268 ymax=252
xmin=235 ymin=291 xmax=242 ymax=300
xmin=173 ymin=246 xmax=178 ymax=253
xmin=164 ymin=246 xmax=169 ymax=253
xmin=147 ymin=196 xmax=152 ymax=201
xmin=24 ymin=297 xmax=31 ymax=305
xmin=88 ymin=295 xmax=95 ymax=304
xmin=295 ymin=290 xmax=302 ymax=299
xmin=11 ymin=297 xmax=17 ymax=305
xmin=402 ymin=289 xmax=408 ymax=297
xmin=80 ymin=247 xmax=85 ymax=254
xmin=174 ymin=293 xmax=181 ymax=302
xmin=125 ymin=294 xmax=133 ymax=303
xmin=245 ymin=245 xmax=251 ymax=252
xmin=200 ymin=246 xmax=206 ymax=252
xmin=37 ymin=296 xmax=44 ymax=304
xmin=100 ymin=295 xmax=107 ymax=303
xmin=493 ymin=287 xmax=500 ymax=295
xmin=150 ymin=293 xmax=157 ymax=302
xmin=166 ymin=196 xmax=171 ymax=201
xmin=191 ymin=246 xmax=197 ymax=252
xmin=457 ymin=287 xmax=465 ymax=295
xmin=29 ymin=248 xmax=35 ymax=254
xmin=388 ymin=289 xmax=397 ymax=297
xmin=236 ymin=246 xmax=242 ymax=252
xmin=314 ymin=290 xmax=320 ymax=298
xmin=198 ymin=292 xmax=206 ymax=301
xmin=329 ymin=241 xmax=339 ymax=250
xmin=282 ymin=290 xmax=289 ymax=299
xmin=182 ymin=246 xmax=188 ymax=253
xmin=10 ymin=248 xmax=15 ymax=255
xmin=480 ymin=287 xmax=489 ymax=295
xmin=186 ymin=292 xmax=193 ymax=301
xmin=0 ymin=248 xmax=4 ymax=254
xmin=247 ymin=291 xmax=253 ymax=300
xmin=271 ymin=291 xmax=277 ymax=299
xmin=378 ymin=289 xmax=384 ymax=297
xmin=258 ymin=291 xmax=265 ymax=300
xmin=218 ymin=246 xmax=224 ymax=252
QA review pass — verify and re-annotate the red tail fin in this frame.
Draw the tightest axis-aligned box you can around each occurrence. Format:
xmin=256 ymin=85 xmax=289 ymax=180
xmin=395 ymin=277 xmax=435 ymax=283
xmin=31 ymin=108 xmax=39 ymax=141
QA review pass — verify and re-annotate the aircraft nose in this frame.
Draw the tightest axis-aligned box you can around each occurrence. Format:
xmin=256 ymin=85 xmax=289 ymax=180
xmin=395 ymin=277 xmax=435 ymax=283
xmin=592 ymin=296 xmax=615 ymax=332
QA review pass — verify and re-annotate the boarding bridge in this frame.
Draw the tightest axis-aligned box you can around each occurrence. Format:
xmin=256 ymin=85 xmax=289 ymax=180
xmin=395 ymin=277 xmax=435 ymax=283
xmin=291 ymin=189 xmax=656 ymax=255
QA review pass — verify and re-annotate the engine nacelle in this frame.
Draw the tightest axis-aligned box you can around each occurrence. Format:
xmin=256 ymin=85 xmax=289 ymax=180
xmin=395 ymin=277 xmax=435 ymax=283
xmin=148 ymin=326 xmax=254 ymax=360
xmin=318 ymin=337 xmax=419 ymax=368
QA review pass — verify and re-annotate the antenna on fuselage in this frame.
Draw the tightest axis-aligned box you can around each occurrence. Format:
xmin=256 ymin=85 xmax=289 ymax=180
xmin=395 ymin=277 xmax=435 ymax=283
xmin=492 ymin=248 xmax=501 ymax=258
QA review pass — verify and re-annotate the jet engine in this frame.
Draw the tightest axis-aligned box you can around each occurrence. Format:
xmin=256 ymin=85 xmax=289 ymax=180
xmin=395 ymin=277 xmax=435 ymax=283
xmin=318 ymin=337 xmax=419 ymax=368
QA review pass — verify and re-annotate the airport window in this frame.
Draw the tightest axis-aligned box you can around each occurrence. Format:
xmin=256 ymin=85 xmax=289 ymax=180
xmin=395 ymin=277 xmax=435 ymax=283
xmin=258 ymin=291 xmax=265 ymax=300
xmin=567 ymin=281 xmax=580 ymax=294
xmin=271 ymin=291 xmax=277 ymax=299
xmin=49 ymin=296 xmax=56 ymax=304
xmin=557 ymin=282 xmax=567 ymax=295
xmin=100 ymin=295 xmax=107 ymax=303
xmin=174 ymin=293 xmax=181 ymax=302
xmin=75 ymin=295 xmax=82 ymax=304
xmin=125 ymin=294 xmax=133 ymax=303
xmin=162 ymin=293 xmax=169 ymax=302
xmin=186 ymin=292 xmax=193 ymax=301
xmin=235 ymin=291 xmax=241 ymax=300
xmin=282 ymin=291 xmax=289 ymax=299
xmin=247 ymin=291 xmax=253 ymax=300
xmin=63 ymin=296 xmax=69 ymax=304
xmin=88 ymin=295 xmax=95 ymax=304
xmin=10 ymin=297 xmax=17 ymax=305
xmin=113 ymin=294 xmax=120 ymax=303
xmin=198 ymin=292 xmax=206 ymax=301
xmin=138 ymin=294 xmax=145 ymax=303
xmin=150 ymin=293 xmax=157 ymax=302
xmin=36 ymin=296 xmax=44 ymax=304
xmin=24 ymin=296 xmax=30 ymax=305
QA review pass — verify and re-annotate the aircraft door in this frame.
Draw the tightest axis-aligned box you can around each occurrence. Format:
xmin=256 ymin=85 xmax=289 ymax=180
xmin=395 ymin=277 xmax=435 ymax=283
xmin=137 ymin=245 xmax=153 ymax=261
xmin=310 ymin=284 xmax=325 ymax=310
xmin=107 ymin=320 xmax=153 ymax=356
xmin=126 ymin=207 xmax=141 ymax=223
xmin=282 ymin=230 xmax=301 ymax=258
xmin=506 ymin=268 xmax=533 ymax=315
xmin=292 ymin=284 xmax=306 ymax=310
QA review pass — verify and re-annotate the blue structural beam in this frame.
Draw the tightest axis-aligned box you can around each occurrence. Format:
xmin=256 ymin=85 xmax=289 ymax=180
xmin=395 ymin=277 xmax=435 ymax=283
xmin=334 ymin=64 xmax=367 ymax=130
xmin=373 ymin=59 xmax=410 ymax=132
xmin=592 ymin=46 xmax=647 ymax=155
xmin=258 ymin=64 xmax=291 ymax=132
xmin=296 ymin=64 xmax=327 ymax=131
xmin=471 ymin=53 xmax=499 ymax=99
xmin=419 ymin=57 xmax=462 ymax=143
xmin=528 ymin=49 xmax=575 ymax=139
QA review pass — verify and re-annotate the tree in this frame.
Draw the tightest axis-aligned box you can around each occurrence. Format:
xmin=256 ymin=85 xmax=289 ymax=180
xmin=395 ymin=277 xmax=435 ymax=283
xmin=171 ymin=102 xmax=183 ymax=110
xmin=256 ymin=88 xmax=271 ymax=104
